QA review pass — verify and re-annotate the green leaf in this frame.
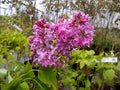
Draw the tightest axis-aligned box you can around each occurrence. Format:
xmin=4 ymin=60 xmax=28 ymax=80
xmin=62 ymin=70 xmax=78 ymax=85
xmin=22 ymin=61 xmax=35 ymax=79
xmin=0 ymin=69 xmax=7 ymax=78
xmin=76 ymin=59 xmax=81 ymax=63
xmin=96 ymin=63 xmax=104 ymax=71
xmin=71 ymin=85 xmax=76 ymax=90
xmin=16 ymin=82 xmax=29 ymax=90
xmin=89 ymin=50 xmax=95 ymax=55
xmin=80 ymin=61 xmax=85 ymax=69
xmin=115 ymin=62 xmax=120 ymax=70
xmin=16 ymin=61 xmax=25 ymax=66
xmin=62 ymin=77 xmax=75 ymax=85
xmin=79 ymin=87 xmax=85 ymax=90
xmin=15 ymin=46 xmax=21 ymax=51
xmin=71 ymin=71 xmax=78 ymax=77
xmin=78 ymin=73 xmax=85 ymax=80
xmin=33 ymin=78 xmax=51 ymax=90
xmin=85 ymin=79 xmax=91 ymax=88
xmin=96 ymin=79 xmax=102 ymax=88
xmin=103 ymin=69 xmax=116 ymax=82
xmin=8 ymin=54 xmax=14 ymax=61
xmin=1 ymin=77 xmax=21 ymax=90
xmin=38 ymin=66 xmax=57 ymax=90
xmin=0 ymin=57 xmax=6 ymax=64
xmin=6 ymin=72 xmax=13 ymax=83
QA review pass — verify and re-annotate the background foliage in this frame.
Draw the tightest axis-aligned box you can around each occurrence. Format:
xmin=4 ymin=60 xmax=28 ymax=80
xmin=0 ymin=0 xmax=120 ymax=90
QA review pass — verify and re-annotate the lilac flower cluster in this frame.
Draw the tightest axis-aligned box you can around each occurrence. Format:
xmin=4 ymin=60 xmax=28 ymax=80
xmin=29 ymin=12 xmax=94 ymax=67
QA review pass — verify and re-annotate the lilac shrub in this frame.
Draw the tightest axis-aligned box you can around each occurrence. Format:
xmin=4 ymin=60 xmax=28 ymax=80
xmin=29 ymin=12 xmax=94 ymax=67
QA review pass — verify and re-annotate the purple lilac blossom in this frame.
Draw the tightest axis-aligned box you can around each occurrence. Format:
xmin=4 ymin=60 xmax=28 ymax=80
xmin=29 ymin=12 xmax=94 ymax=67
